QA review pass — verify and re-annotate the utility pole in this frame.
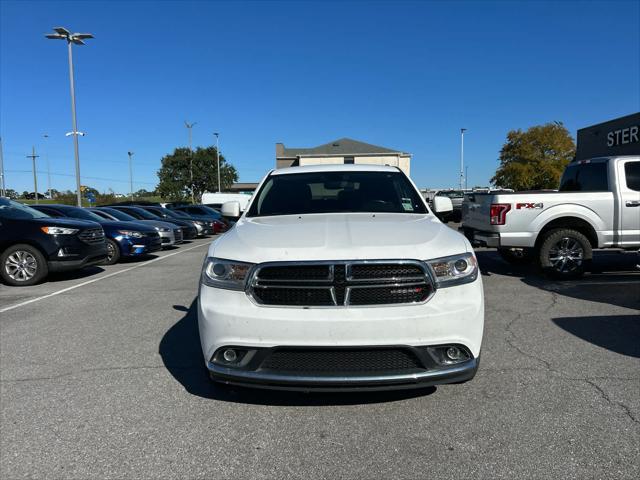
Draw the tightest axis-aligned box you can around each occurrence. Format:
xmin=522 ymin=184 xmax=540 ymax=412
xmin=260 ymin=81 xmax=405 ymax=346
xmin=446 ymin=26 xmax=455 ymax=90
xmin=46 ymin=27 xmax=94 ymax=207
xmin=43 ymin=134 xmax=52 ymax=199
xmin=465 ymin=166 xmax=468 ymax=190
xmin=460 ymin=128 xmax=467 ymax=190
xmin=128 ymin=151 xmax=134 ymax=201
xmin=214 ymin=132 xmax=220 ymax=192
xmin=0 ymin=136 xmax=5 ymax=197
xmin=26 ymin=147 xmax=40 ymax=205
xmin=185 ymin=121 xmax=197 ymax=203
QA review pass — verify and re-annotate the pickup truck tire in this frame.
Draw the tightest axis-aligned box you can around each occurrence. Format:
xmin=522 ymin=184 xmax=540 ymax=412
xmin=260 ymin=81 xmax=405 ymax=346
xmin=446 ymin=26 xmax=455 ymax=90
xmin=538 ymin=228 xmax=592 ymax=279
xmin=1 ymin=244 xmax=49 ymax=286
xmin=498 ymin=247 xmax=534 ymax=265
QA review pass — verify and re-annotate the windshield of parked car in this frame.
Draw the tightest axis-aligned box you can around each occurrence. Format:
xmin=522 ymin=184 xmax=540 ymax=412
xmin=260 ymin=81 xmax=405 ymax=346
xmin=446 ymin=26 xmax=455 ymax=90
xmin=0 ymin=198 xmax=50 ymax=219
xmin=63 ymin=207 xmax=105 ymax=222
xmin=196 ymin=206 xmax=223 ymax=218
xmin=167 ymin=209 xmax=191 ymax=219
xmin=437 ymin=190 xmax=464 ymax=198
xmin=247 ymin=171 xmax=428 ymax=217
xmin=100 ymin=207 xmax=137 ymax=221
xmin=123 ymin=207 xmax=158 ymax=220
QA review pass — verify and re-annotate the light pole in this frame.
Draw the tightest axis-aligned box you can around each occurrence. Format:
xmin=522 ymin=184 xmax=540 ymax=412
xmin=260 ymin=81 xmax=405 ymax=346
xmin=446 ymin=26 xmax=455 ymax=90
xmin=214 ymin=132 xmax=220 ymax=192
xmin=128 ymin=151 xmax=134 ymax=201
xmin=0 ymin=136 xmax=5 ymax=197
xmin=43 ymin=134 xmax=52 ymax=199
xmin=46 ymin=27 xmax=94 ymax=207
xmin=26 ymin=147 xmax=40 ymax=205
xmin=460 ymin=128 xmax=467 ymax=190
xmin=185 ymin=121 xmax=197 ymax=203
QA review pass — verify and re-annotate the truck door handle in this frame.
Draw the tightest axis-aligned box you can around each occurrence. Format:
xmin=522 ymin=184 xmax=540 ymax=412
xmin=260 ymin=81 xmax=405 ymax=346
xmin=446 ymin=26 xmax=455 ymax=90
xmin=626 ymin=200 xmax=640 ymax=207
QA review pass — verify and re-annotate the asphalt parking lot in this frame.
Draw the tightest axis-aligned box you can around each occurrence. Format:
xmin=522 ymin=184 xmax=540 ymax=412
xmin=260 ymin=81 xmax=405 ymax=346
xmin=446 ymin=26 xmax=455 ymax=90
xmin=1 ymin=232 xmax=639 ymax=479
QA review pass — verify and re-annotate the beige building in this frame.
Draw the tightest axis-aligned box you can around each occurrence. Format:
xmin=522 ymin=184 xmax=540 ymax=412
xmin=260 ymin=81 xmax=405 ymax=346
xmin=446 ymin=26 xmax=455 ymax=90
xmin=276 ymin=138 xmax=412 ymax=176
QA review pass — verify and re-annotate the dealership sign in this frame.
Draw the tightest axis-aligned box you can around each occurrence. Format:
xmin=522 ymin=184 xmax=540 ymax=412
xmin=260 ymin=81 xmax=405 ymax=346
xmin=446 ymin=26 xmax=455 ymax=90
xmin=576 ymin=112 xmax=640 ymax=160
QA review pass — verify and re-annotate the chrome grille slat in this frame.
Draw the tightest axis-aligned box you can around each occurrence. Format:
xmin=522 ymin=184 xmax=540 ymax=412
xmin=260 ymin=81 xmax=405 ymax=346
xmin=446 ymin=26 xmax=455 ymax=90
xmin=248 ymin=260 xmax=434 ymax=308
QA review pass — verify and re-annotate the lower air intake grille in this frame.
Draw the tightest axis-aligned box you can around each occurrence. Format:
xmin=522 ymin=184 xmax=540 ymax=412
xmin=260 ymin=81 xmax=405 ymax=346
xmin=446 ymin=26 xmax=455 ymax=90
xmin=260 ymin=348 xmax=423 ymax=374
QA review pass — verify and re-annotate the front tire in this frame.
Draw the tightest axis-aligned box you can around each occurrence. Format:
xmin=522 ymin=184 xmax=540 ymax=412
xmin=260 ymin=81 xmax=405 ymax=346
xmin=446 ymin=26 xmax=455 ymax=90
xmin=538 ymin=228 xmax=592 ymax=279
xmin=1 ymin=244 xmax=49 ymax=286
xmin=104 ymin=239 xmax=121 ymax=265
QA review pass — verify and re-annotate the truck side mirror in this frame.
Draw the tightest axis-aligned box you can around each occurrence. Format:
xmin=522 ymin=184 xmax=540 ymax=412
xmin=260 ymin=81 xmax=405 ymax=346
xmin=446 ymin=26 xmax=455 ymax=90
xmin=433 ymin=196 xmax=453 ymax=213
xmin=221 ymin=201 xmax=241 ymax=219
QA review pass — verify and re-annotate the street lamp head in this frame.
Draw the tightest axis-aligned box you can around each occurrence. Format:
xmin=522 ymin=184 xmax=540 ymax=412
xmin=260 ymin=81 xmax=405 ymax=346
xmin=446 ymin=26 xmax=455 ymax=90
xmin=46 ymin=28 xmax=93 ymax=44
xmin=128 ymin=151 xmax=134 ymax=157
xmin=213 ymin=132 xmax=219 ymax=137
xmin=461 ymin=128 xmax=467 ymax=133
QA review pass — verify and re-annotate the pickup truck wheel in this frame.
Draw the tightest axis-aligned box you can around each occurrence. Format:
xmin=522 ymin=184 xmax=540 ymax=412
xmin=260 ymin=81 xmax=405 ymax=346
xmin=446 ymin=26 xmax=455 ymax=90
xmin=539 ymin=229 xmax=592 ymax=279
xmin=1 ymin=244 xmax=48 ymax=286
xmin=498 ymin=247 xmax=534 ymax=264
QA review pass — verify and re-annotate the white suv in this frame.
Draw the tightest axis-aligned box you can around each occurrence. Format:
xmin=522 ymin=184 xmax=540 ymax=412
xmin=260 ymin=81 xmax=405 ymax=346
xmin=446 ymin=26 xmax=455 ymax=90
xmin=198 ymin=164 xmax=484 ymax=391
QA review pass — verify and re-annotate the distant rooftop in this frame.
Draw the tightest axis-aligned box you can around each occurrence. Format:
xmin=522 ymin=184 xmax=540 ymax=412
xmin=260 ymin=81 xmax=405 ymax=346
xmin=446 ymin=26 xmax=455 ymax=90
xmin=277 ymin=138 xmax=409 ymax=158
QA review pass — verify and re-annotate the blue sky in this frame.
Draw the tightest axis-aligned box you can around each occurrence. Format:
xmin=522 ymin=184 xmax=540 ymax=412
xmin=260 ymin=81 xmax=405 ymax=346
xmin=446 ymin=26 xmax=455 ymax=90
xmin=1 ymin=0 xmax=638 ymax=194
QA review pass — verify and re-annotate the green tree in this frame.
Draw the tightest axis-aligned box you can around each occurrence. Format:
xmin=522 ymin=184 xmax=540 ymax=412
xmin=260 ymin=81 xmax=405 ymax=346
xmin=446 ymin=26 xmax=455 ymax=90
xmin=157 ymin=146 xmax=238 ymax=202
xmin=492 ymin=122 xmax=575 ymax=191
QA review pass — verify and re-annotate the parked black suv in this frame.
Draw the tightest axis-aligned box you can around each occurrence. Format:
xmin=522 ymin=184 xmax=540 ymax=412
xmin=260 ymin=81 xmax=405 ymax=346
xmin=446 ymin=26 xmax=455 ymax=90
xmin=0 ymin=198 xmax=107 ymax=286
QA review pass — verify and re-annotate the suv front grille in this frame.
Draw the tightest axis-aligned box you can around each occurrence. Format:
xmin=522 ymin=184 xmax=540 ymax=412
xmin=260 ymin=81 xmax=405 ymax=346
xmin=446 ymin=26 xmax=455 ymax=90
xmin=249 ymin=261 xmax=433 ymax=307
xmin=260 ymin=348 xmax=423 ymax=374
xmin=78 ymin=227 xmax=105 ymax=244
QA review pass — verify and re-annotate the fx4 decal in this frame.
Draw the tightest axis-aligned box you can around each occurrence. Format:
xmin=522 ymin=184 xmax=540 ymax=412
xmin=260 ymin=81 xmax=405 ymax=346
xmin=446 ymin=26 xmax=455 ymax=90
xmin=516 ymin=202 xmax=543 ymax=210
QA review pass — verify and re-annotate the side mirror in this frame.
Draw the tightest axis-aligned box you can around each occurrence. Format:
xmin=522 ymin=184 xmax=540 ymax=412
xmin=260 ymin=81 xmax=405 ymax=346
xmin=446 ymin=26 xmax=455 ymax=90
xmin=433 ymin=196 xmax=453 ymax=214
xmin=221 ymin=201 xmax=241 ymax=219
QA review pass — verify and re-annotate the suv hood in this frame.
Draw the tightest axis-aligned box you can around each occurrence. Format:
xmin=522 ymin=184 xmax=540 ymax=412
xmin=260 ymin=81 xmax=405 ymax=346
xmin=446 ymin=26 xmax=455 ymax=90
xmin=27 ymin=217 xmax=102 ymax=229
xmin=99 ymin=220 xmax=158 ymax=233
xmin=211 ymin=213 xmax=470 ymax=263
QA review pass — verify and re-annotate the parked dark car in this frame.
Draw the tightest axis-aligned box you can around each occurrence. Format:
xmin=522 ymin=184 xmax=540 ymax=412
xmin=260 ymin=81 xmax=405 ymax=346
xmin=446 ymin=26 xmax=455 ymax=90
xmin=108 ymin=205 xmax=197 ymax=240
xmin=132 ymin=205 xmax=202 ymax=238
xmin=0 ymin=198 xmax=107 ymax=286
xmin=136 ymin=205 xmax=214 ymax=236
xmin=172 ymin=204 xmax=230 ymax=232
xmin=31 ymin=204 xmax=162 ymax=265
xmin=90 ymin=207 xmax=182 ymax=247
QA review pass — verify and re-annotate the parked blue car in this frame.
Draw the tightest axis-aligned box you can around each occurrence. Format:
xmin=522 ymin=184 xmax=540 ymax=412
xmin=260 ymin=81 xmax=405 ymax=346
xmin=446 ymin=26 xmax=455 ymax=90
xmin=31 ymin=205 xmax=162 ymax=265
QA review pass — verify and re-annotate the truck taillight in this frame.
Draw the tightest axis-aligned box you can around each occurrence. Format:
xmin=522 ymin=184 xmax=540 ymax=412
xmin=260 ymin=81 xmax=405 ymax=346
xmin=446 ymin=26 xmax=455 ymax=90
xmin=490 ymin=203 xmax=511 ymax=225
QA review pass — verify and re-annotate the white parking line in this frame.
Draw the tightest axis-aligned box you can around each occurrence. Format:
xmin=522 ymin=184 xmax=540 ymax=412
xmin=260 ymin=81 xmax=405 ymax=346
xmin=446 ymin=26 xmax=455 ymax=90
xmin=0 ymin=242 xmax=210 ymax=314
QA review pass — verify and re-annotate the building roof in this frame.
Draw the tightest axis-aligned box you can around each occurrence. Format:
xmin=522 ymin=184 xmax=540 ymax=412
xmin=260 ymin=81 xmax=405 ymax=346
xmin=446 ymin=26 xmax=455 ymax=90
xmin=271 ymin=163 xmax=401 ymax=176
xmin=278 ymin=138 xmax=409 ymax=157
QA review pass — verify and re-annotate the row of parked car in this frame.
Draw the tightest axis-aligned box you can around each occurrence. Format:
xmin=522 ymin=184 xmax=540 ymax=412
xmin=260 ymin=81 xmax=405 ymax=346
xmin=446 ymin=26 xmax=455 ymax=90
xmin=0 ymin=198 xmax=229 ymax=286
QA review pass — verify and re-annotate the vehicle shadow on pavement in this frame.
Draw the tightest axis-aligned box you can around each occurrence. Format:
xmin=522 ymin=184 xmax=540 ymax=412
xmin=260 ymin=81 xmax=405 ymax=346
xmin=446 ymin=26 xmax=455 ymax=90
xmin=47 ymin=266 xmax=105 ymax=282
xmin=476 ymin=250 xmax=640 ymax=311
xmin=159 ymin=299 xmax=436 ymax=405
xmin=552 ymin=315 xmax=640 ymax=358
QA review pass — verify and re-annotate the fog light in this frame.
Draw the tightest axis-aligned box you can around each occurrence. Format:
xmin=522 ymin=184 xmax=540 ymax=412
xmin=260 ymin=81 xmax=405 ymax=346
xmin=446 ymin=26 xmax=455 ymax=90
xmin=223 ymin=349 xmax=237 ymax=363
xmin=446 ymin=346 xmax=464 ymax=361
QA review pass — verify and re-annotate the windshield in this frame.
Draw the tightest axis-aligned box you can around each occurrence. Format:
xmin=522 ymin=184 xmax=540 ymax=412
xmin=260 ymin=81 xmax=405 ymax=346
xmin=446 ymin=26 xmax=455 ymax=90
xmin=437 ymin=190 xmax=464 ymax=198
xmin=64 ymin=207 xmax=105 ymax=222
xmin=0 ymin=198 xmax=50 ymax=219
xmin=168 ymin=209 xmax=191 ymax=219
xmin=197 ymin=206 xmax=222 ymax=218
xmin=247 ymin=171 xmax=428 ymax=217
xmin=126 ymin=207 xmax=158 ymax=220
xmin=100 ymin=207 xmax=137 ymax=221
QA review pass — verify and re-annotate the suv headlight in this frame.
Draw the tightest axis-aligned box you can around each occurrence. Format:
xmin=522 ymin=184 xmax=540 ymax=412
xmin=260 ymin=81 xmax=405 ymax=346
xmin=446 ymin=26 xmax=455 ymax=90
xmin=426 ymin=252 xmax=478 ymax=287
xmin=40 ymin=226 xmax=79 ymax=235
xmin=201 ymin=257 xmax=254 ymax=290
xmin=117 ymin=230 xmax=144 ymax=238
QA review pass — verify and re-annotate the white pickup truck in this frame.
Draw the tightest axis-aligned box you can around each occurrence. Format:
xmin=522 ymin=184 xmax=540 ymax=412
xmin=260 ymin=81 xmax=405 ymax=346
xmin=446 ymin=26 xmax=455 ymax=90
xmin=197 ymin=164 xmax=484 ymax=391
xmin=461 ymin=155 xmax=640 ymax=278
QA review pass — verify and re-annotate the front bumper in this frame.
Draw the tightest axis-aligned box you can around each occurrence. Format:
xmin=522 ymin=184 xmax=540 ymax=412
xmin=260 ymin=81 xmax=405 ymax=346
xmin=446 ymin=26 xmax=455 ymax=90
xmin=198 ymin=276 xmax=484 ymax=390
xmin=207 ymin=352 xmax=478 ymax=391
